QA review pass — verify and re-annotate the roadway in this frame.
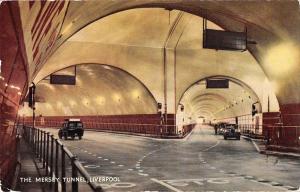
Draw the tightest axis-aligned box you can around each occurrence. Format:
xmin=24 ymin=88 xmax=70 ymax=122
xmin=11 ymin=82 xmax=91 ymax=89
xmin=43 ymin=125 xmax=300 ymax=192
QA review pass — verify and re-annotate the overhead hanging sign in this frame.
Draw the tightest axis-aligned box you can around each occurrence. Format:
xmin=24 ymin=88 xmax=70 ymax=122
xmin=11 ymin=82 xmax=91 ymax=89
xmin=206 ymin=79 xmax=229 ymax=89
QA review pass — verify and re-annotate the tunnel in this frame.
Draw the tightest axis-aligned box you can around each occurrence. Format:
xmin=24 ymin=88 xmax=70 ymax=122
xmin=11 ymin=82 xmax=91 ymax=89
xmin=1 ymin=1 xmax=300 ymax=191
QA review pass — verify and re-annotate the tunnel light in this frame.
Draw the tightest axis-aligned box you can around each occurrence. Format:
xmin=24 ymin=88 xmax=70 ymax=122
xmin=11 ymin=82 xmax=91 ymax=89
xmin=103 ymin=65 xmax=112 ymax=70
xmin=56 ymin=101 xmax=63 ymax=107
xmin=95 ymin=96 xmax=105 ymax=105
xmin=69 ymin=100 xmax=76 ymax=106
xmin=132 ymin=90 xmax=140 ymax=99
xmin=82 ymin=98 xmax=89 ymax=106
xmin=46 ymin=103 xmax=52 ymax=109
xmin=264 ymin=42 xmax=300 ymax=78
xmin=113 ymin=94 xmax=121 ymax=102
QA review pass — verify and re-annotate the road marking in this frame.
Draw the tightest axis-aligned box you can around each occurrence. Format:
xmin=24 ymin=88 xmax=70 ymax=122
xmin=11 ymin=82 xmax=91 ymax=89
xmin=110 ymin=161 xmax=115 ymax=164
xmin=251 ymin=140 xmax=260 ymax=152
xmin=111 ymin=182 xmax=136 ymax=188
xmin=202 ymin=141 xmax=221 ymax=152
xmin=138 ymin=173 xmax=148 ymax=176
xmin=97 ymin=156 xmax=102 ymax=159
xmin=128 ymin=168 xmax=133 ymax=171
xmin=151 ymin=178 xmax=183 ymax=192
xmin=118 ymin=164 xmax=124 ymax=167
xmin=78 ymin=160 xmax=86 ymax=164
xmin=84 ymin=165 xmax=100 ymax=168
xmin=182 ymin=127 xmax=195 ymax=141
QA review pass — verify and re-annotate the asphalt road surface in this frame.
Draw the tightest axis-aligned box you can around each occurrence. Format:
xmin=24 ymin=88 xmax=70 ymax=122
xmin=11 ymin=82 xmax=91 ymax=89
xmin=43 ymin=125 xmax=300 ymax=192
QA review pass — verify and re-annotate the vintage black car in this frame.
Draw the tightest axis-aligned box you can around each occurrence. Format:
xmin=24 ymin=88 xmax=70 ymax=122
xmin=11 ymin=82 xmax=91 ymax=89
xmin=223 ymin=124 xmax=240 ymax=140
xmin=214 ymin=122 xmax=228 ymax=135
xmin=58 ymin=119 xmax=84 ymax=140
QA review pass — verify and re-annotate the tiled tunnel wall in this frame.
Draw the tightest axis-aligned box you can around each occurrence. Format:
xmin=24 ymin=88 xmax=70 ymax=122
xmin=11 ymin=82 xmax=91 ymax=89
xmin=0 ymin=2 xmax=28 ymax=186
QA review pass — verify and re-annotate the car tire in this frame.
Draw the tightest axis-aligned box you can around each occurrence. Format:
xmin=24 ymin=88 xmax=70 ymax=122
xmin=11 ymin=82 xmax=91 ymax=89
xmin=237 ymin=136 xmax=240 ymax=140
xmin=224 ymin=136 xmax=227 ymax=140
xmin=79 ymin=136 xmax=82 ymax=140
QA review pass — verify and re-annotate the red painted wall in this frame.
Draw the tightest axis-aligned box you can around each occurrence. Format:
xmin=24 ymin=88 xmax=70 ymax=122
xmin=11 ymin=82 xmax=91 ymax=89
xmin=0 ymin=2 xmax=28 ymax=186
xmin=23 ymin=114 xmax=183 ymax=137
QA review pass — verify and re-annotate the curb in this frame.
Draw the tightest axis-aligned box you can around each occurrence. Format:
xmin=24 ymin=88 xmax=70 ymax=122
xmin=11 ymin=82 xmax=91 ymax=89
xmin=242 ymin=135 xmax=300 ymax=158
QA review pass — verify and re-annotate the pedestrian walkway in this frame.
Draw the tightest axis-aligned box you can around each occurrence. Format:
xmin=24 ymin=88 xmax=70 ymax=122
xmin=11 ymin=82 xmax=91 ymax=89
xmin=17 ymin=138 xmax=45 ymax=192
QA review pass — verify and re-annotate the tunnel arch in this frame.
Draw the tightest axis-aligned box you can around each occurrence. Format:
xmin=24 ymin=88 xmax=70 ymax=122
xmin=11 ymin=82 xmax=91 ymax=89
xmin=36 ymin=62 xmax=158 ymax=105
xmin=21 ymin=63 xmax=160 ymax=116
xmin=18 ymin=1 xmax=300 ymax=106
xmin=178 ymin=75 xmax=263 ymax=112
xmin=33 ymin=7 xmax=281 ymax=116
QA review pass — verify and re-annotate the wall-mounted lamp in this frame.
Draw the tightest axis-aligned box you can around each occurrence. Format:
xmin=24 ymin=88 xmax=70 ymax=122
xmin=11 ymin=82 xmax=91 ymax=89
xmin=179 ymin=103 xmax=184 ymax=112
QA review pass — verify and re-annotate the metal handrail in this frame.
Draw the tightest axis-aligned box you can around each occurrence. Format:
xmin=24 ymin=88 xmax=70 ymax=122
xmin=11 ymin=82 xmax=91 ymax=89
xmin=22 ymin=125 xmax=103 ymax=192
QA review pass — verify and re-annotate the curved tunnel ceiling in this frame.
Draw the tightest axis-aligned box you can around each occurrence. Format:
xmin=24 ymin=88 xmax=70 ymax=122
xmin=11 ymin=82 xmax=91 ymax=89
xmin=30 ymin=8 xmax=280 ymax=115
xmin=19 ymin=1 xmax=300 ymax=105
xmin=180 ymin=77 xmax=261 ymax=120
xmin=19 ymin=64 xmax=157 ymax=116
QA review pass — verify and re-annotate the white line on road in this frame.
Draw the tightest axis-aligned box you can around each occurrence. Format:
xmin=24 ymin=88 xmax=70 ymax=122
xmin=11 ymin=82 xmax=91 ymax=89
xmin=251 ymin=140 xmax=260 ymax=152
xmin=202 ymin=141 xmax=221 ymax=152
xmin=182 ymin=127 xmax=195 ymax=141
xmin=151 ymin=178 xmax=183 ymax=192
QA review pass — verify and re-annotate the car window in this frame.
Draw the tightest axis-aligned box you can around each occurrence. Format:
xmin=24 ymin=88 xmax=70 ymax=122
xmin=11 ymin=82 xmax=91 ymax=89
xmin=69 ymin=122 xmax=76 ymax=127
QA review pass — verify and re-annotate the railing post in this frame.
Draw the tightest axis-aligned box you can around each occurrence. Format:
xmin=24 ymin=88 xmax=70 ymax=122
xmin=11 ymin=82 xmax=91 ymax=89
xmin=46 ymin=132 xmax=50 ymax=176
xmin=32 ymin=128 xmax=35 ymax=153
xmin=39 ymin=130 xmax=43 ymax=162
xmin=30 ymin=127 xmax=33 ymax=148
xmin=49 ymin=135 xmax=54 ymax=188
xmin=36 ymin=129 xmax=39 ymax=157
xmin=71 ymin=156 xmax=78 ymax=192
xmin=43 ymin=131 xmax=46 ymax=168
xmin=61 ymin=145 xmax=66 ymax=192
xmin=54 ymin=139 xmax=59 ymax=192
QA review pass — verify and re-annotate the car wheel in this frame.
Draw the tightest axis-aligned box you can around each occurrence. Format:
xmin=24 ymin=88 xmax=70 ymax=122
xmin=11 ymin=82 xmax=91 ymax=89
xmin=71 ymin=136 xmax=75 ymax=140
xmin=224 ymin=136 xmax=227 ymax=140
xmin=237 ymin=136 xmax=240 ymax=140
xmin=79 ymin=136 xmax=82 ymax=140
